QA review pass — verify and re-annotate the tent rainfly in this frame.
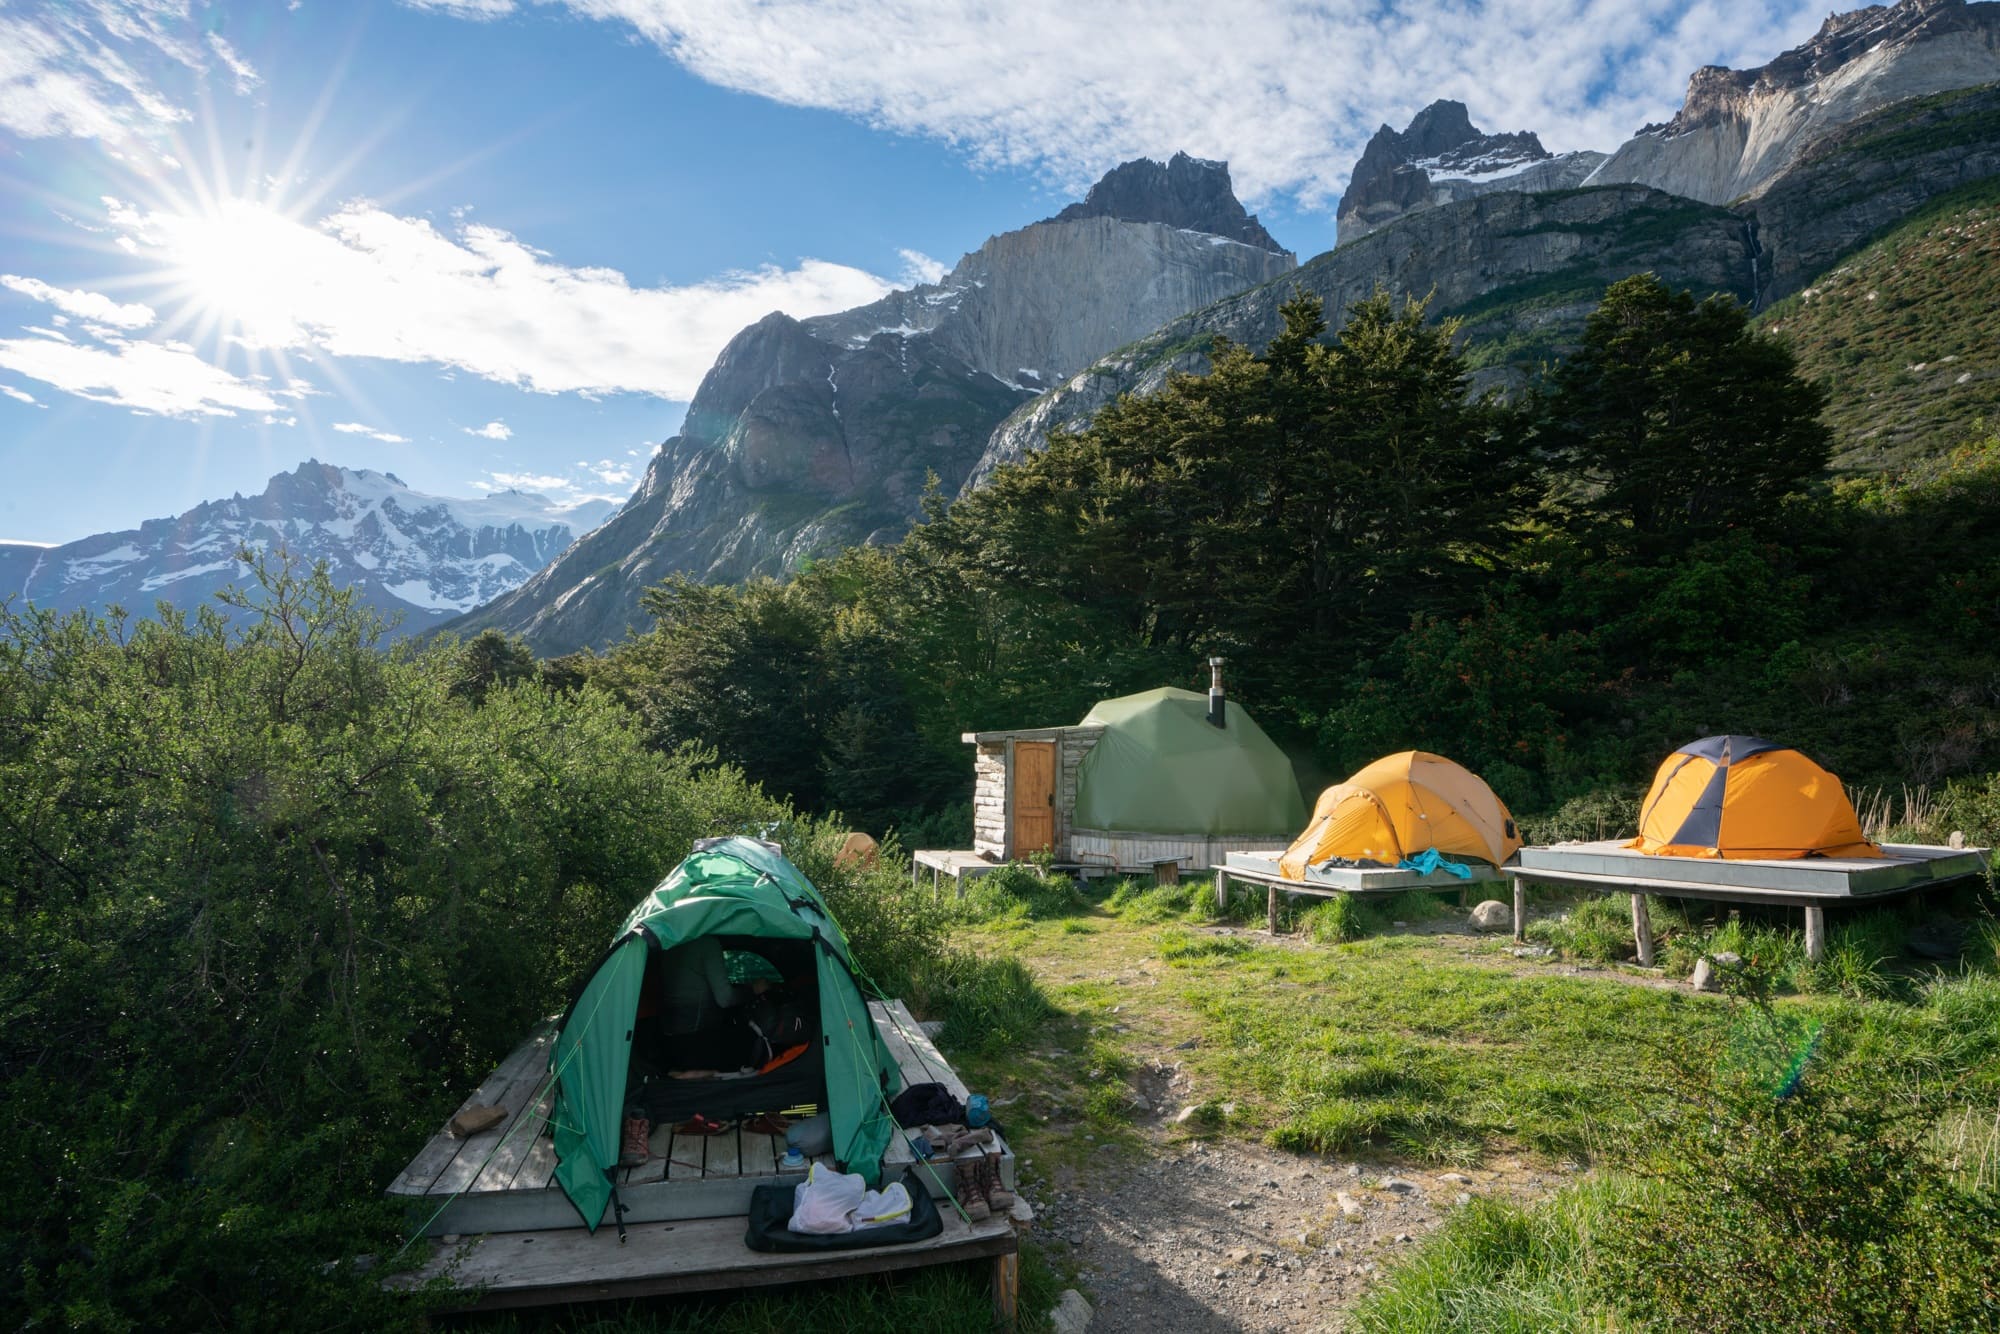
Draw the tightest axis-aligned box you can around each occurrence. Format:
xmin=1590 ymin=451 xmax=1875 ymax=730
xmin=1279 ymin=750 xmax=1521 ymax=879
xmin=548 ymin=838 xmax=900 ymax=1231
xmin=1629 ymin=735 xmax=1881 ymax=860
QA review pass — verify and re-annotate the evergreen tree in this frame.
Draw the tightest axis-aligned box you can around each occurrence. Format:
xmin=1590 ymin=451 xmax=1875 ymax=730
xmin=1546 ymin=273 xmax=1830 ymax=541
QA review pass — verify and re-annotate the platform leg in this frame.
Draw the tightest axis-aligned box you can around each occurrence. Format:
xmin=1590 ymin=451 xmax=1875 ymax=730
xmin=1267 ymin=883 xmax=1281 ymax=934
xmin=1631 ymin=892 xmax=1655 ymax=967
xmin=1215 ymin=867 xmax=1231 ymax=913
xmin=1511 ymin=873 xmax=1526 ymax=944
xmin=956 ymin=869 xmax=968 ymax=901
xmin=1804 ymin=904 xmax=1826 ymax=962
xmin=992 ymin=1249 xmax=1019 ymax=1329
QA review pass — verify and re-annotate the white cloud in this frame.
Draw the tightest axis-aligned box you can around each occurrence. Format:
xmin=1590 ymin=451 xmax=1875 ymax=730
xmin=333 ymin=421 xmax=411 ymax=443
xmin=109 ymin=196 xmax=900 ymax=398
xmin=0 ymin=332 xmax=281 ymax=418
xmin=531 ymin=0 xmax=1827 ymax=204
xmin=205 ymin=33 xmax=261 ymax=95
xmin=0 ymin=383 xmax=40 ymax=405
xmin=898 ymin=249 xmax=947 ymax=285
xmin=479 ymin=471 xmax=572 ymax=493
xmin=401 ymin=0 xmax=520 ymax=17
xmin=465 ymin=419 xmax=513 ymax=439
xmin=585 ymin=458 xmax=633 ymax=486
xmin=0 ymin=2 xmax=263 ymax=146
xmin=1 ymin=274 xmax=156 ymax=329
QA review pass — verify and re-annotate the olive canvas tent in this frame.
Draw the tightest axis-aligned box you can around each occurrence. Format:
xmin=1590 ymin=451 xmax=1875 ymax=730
xmin=1072 ymin=687 xmax=1307 ymax=837
xmin=1279 ymin=750 xmax=1521 ymax=879
xmin=548 ymin=838 xmax=901 ymax=1231
xmin=1628 ymin=735 xmax=1881 ymax=860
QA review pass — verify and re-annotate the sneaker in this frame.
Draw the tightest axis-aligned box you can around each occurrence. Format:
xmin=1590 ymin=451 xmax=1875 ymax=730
xmin=620 ymin=1114 xmax=652 ymax=1167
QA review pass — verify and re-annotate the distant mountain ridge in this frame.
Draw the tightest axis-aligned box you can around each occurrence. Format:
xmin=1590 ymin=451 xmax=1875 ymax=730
xmin=0 ymin=461 xmax=614 ymax=635
xmin=450 ymin=155 xmax=1295 ymax=653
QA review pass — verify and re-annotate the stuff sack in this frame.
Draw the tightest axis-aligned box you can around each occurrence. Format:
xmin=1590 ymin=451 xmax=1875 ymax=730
xmin=744 ymin=1167 xmax=943 ymax=1253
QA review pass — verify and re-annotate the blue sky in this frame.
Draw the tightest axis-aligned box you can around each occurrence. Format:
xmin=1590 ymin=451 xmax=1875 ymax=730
xmin=0 ymin=0 xmax=1829 ymax=544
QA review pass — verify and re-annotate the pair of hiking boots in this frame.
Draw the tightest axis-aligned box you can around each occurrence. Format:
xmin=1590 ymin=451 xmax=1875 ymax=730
xmin=953 ymin=1150 xmax=1015 ymax=1222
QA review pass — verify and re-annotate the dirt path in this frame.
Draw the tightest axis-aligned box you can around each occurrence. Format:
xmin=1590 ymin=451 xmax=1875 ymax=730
xmin=1024 ymin=1130 xmax=1555 ymax=1332
xmin=982 ymin=915 xmax=1579 ymax=1331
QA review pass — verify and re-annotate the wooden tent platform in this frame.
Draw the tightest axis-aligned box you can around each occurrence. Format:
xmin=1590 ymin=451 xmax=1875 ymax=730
xmin=1218 ymin=851 xmax=1505 ymax=930
xmin=388 ymin=999 xmax=1022 ymax=1316
xmin=1506 ymin=841 xmax=1990 ymax=963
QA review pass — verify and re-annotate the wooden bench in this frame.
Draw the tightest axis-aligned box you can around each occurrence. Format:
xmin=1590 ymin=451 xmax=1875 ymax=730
xmin=1216 ymin=852 xmax=1507 ymax=932
xmin=1505 ymin=841 xmax=1991 ymax=963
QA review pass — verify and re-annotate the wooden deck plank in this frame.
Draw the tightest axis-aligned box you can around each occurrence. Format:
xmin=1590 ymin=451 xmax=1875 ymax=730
xmin=880 ymin=1000 xmax=966 ymax=1099
xmin=395 ymin=1206 xmax=1017 ymax=1312
xmin=473 ymin=1078 xmax=556 ymax=1193
xmin=706 ymin=1126 xmax=741 ymax=1178
xmin=1515 ymin=840 xmax=1988 ymax=898
xmin=388 ymin=1028 xmax=552 ymax=1198
xmin=512 ymin=1132 xmax=556 ymax=1192
xmin=429 ymin=1038 xmax=559 ymax=1199
xmin=744 ymin=1131 xmax=783 ymax=1176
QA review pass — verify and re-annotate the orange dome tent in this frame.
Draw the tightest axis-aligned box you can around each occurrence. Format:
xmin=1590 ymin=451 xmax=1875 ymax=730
xmin=1629 ymin=735 xmax=1880 ymax=860
xmin=1279 ymin=751 xmax=1521 ymax=879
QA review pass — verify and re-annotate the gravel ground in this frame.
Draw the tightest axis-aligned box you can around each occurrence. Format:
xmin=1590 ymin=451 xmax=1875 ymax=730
xmin=1021 ymin=1130 xmax=1558 ymax=1333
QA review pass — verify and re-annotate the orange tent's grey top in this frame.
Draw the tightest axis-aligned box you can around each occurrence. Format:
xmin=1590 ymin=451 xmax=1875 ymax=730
xmin=1279 ymin=750 xmax=1521 ymax=878
xmin=1628 ymin=735 xmax=1881 ymax=860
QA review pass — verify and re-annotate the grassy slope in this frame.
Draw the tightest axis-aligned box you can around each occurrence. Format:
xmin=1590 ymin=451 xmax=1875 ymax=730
xmin=1760 ymin=177 xmax=2000 ymax=471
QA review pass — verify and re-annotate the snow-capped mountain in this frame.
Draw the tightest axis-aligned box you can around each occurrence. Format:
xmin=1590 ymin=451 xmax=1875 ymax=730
xmin=0 ymin=461 xmax=617 ymax=636
xmin=1336 ymin=100 xmax=1606 ymax=242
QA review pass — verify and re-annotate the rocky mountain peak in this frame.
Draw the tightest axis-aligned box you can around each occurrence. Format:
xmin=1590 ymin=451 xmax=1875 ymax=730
xmin=1643 ymin=0 xmax=1998 ymax=137
xmin=1046 ymin=152 xmax=1287 ymax=253
xmin=1337 ymin=100 xmax=1599 ymax=243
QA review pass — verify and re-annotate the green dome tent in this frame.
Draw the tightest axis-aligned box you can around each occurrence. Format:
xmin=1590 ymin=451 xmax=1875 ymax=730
xmin=1072 ymin=687 xmax=1306 ymax=836
xmin=549 ymin=837 xmax=900 ymax=1231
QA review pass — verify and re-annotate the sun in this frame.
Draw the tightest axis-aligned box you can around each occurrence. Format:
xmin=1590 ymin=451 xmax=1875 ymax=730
xmin=155 ymin=194 xmax=320 ymax=348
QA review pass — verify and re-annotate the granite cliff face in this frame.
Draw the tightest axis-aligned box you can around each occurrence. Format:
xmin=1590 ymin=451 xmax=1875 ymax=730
xmin=453 ymin=156 xmax=1295 ymax=653
xmin=983 ymin=70 xmax=2000 ymax=478
xmin=1337 ymin=100 xmax=1605 ymax=242
xmin=0 ymin=462 xmax=612 ymax=635
xmin=1585 ymin=0 xmax=2000 ymax=202
xmin=977 ymin=186 xmax=1755 ymax=487
xmin=1047 ymin=151 xmax=1287 ymax=251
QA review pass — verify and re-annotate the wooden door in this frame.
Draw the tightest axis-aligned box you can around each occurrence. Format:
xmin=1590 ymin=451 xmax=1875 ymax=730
xmin=1012 ymin=741 xmax=1055 ymax=856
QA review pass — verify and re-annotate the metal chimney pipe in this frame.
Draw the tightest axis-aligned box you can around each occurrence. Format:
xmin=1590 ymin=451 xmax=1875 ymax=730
xmin=1208 ymin=656 xmax=1226 ymax=728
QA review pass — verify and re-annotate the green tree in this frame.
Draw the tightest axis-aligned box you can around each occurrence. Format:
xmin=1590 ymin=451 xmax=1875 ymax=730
xmin=1547 ymin=273 xmax=1830 ymax=541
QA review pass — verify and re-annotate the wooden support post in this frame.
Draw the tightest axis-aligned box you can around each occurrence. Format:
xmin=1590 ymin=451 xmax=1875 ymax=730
xmin=1214 ymin=866 xmax=1231 ymax=913
xmin=1511 ymin=873 xmax=1526 ymax=943
xmin=1631 ymin=892 xmax=1655 ymax=967
xmin=955 ymin=868 xmax=967 ymax=901
xmin=1267 ymin=882 xmax=1281 ymax=934
xmin=1804 ymin=903 xmax=1826 ymax=962
xmin=991 ymin=1249 xmax=1019 ymax=1329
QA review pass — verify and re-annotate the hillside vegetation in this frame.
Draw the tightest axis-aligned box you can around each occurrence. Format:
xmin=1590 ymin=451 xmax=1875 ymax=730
xmin=1763 ymin=177 xmax=2000 ymax=470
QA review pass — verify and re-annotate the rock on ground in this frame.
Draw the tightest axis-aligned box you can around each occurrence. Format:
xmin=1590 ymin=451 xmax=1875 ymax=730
xmin=1469 ymin=900 xmax=1512 ymax=932
xmin=1052 ymin=1287 xmax=1094 ymax=1334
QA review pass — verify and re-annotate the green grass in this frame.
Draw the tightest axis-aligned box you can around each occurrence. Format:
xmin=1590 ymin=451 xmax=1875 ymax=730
xmin=1350 ymin=1176 xmax=1644 ymax=1334
xmin=1761 ymin=176 xmax=2000 ymax=471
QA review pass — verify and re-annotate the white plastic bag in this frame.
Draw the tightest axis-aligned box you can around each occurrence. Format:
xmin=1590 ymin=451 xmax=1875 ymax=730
xmin=789 ymin=1163 xmax=867 ymax=1234
xmin=852 ymin=1181 xmax=912 ymax=1230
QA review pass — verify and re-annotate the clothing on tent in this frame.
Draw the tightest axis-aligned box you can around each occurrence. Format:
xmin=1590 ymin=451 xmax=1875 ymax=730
xmin=890 ymin=1081 xmax=966 ymax=1129
xmin=1280 ymin=751 xmax=1520 ymax=879
xmin=786 ymin=1164 xmax=914 ymax=1234
xmin=1628 ymin=736 xmax=1882 ymax=860
xmin=1396 ymin=848 xmax=1472 ymax=879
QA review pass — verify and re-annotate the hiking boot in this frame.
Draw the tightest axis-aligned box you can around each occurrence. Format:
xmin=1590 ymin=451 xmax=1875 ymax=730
xmin=954 ymin=1157 xmax=991 ymax=1222
xmin=619 ymin=1114 xmax=651 ymax=1167
xmin=983 ymin=1150 xmax=1017 ymax=1212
